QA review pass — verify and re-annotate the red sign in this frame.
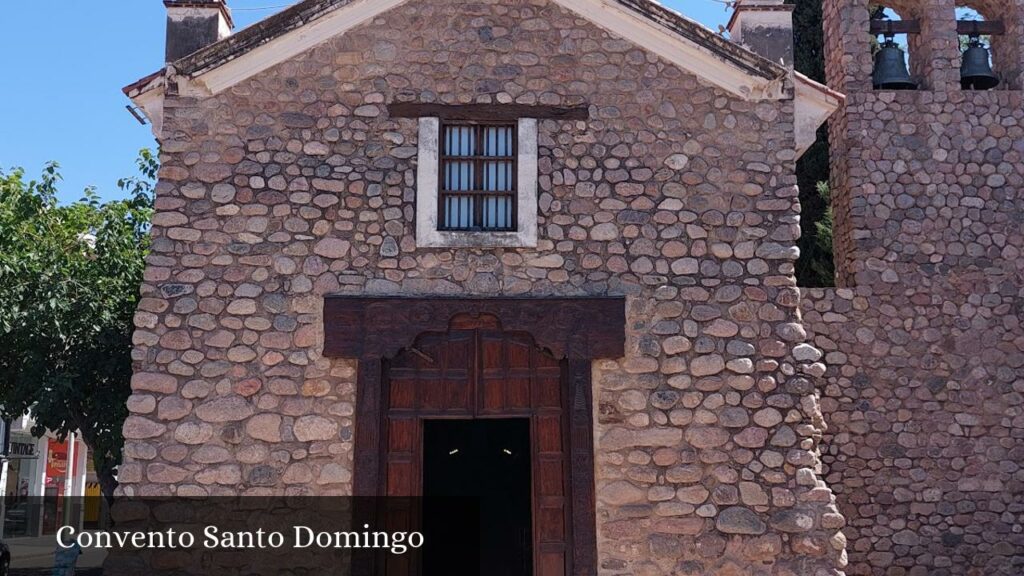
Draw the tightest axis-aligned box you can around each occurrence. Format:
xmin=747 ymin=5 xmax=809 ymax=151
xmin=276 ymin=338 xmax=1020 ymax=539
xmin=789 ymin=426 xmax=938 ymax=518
xmin=46 ymin=439 xmax=68 ymax=482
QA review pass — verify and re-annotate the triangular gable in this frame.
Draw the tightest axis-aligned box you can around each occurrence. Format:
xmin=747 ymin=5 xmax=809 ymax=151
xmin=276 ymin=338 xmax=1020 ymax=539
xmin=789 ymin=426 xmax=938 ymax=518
xmin=148 ymin=0 xmax=792 ymax=99
xmin=126 ymin=0 xmax=842 ymax=153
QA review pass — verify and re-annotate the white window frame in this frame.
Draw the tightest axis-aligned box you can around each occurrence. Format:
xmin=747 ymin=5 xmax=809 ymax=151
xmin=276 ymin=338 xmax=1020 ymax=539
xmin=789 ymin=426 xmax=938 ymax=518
xmin=416 ymin=117 xmax=538 ymax=248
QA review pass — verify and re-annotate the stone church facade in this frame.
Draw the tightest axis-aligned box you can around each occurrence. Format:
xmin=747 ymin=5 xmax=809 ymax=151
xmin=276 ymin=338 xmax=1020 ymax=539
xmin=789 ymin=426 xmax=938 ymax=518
xmin=121 ymin=0 xmax=1022 ymax=574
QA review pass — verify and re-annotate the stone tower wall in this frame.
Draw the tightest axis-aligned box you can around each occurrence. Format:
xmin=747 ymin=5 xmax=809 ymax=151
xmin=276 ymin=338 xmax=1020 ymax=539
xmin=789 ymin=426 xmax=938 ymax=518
xmin=816 ymin=0 xmax=1024 ymax=574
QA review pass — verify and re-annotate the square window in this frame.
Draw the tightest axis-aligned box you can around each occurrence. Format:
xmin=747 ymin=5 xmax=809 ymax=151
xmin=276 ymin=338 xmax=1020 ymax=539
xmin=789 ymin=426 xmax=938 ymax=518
xmin=416 ymin=117 xmax=538 ymax=248
xmin=439 ymin=123 xmax=517 ymax=232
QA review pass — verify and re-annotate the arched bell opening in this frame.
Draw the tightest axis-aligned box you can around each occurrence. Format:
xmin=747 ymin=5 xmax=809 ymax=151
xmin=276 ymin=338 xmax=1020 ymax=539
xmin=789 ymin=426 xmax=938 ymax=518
xmin=956 ymin=2 xmax=1019 ymax=90
xmin=869 ymin=3 xmax=922 ymax=90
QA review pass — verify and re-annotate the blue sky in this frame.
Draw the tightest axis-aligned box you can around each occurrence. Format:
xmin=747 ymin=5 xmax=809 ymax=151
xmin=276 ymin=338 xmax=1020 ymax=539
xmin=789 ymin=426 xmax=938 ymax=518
xmin=0 ymin=0 xmax=732 ymax=203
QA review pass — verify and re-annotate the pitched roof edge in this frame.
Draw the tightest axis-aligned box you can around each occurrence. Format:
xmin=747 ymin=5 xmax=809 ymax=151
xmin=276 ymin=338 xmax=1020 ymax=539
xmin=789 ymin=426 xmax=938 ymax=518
xmin=134 ymin=0 xmax=789 ymax=93
xmin=794 ymin=71 xmax=845 ymax=105
xmin=123 ymin=69 xmax=165 ymax=98
xmin=176 ymin=0 xmax=352 ymax=78
xmin=613 ymin=0 xmax=786 ymax=83
xmin=793 ymin=71 xmax=844 ymax=158
xmin=123 ymin=0 xmax=840 ymax=139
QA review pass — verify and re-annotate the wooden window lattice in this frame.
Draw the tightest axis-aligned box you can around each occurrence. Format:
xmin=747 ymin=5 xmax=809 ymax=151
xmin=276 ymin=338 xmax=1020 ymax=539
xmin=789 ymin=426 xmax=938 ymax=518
xmin=439 ymin=123 xmax=517 ymax=232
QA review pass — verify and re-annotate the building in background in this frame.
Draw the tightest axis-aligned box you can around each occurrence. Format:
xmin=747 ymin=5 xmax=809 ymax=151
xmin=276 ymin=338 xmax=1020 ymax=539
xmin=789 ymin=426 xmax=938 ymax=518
xmin=0 ymin=414 xmax=94 ymax=538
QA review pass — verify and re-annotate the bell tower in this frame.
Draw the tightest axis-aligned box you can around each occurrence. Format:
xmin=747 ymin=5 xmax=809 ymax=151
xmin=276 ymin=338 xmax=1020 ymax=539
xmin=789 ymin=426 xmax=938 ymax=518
xmin=823 ymin=0 xmax=1024 ymax=289
xmin=816 ymin=1 xmax=1024 ymax=574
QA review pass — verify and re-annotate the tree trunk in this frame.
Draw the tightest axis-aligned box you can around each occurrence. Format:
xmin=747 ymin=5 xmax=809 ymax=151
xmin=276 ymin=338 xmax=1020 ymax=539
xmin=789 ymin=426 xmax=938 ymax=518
xmin=77 ymin=433 xmax=119 ymax=506
xmin=96 ymin=463 xmax=118 ymax=504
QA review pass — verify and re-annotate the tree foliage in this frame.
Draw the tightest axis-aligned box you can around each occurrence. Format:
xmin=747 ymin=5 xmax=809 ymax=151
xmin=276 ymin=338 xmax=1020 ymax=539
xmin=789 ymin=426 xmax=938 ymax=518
xmin=788 ymin=0 xmax=836 ymax=287
xmin=810 ymin=181 xmax=835 ymax=284
xmin=0 ymin=151 xmax=157 ymax=501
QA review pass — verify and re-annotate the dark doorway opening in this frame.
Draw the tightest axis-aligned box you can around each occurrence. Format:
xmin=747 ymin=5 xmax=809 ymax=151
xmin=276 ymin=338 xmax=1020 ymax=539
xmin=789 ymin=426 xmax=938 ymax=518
xmin=423 ymin=419 xmax=533 ymax=576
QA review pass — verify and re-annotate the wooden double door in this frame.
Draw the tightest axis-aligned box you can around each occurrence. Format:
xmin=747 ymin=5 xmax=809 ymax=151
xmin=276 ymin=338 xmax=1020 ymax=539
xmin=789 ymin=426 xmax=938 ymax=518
xmin=383 ymin=326 xmax=572 ymax=576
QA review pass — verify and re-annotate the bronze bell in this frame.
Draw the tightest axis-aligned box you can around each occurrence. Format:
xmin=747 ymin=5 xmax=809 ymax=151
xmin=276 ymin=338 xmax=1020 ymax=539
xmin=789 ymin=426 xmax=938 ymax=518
xmin=873 ymin=37 xmax=917 ymax=90
xmin=961 ymin=36 xmax=1000 ymax=90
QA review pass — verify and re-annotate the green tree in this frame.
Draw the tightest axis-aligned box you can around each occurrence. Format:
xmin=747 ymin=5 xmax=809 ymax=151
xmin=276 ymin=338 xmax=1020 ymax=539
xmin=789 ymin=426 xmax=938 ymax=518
xmin=788 ymin=0 xmax=835 ymax=286
xmin=809 ymin=182 xmax=834 ymax=283
xmin=0 ymin=150 xmax=157 ymax=502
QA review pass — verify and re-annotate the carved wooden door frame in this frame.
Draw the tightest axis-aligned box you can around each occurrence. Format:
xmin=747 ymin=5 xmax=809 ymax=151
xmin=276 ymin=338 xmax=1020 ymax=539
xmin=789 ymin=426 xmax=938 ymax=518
xmin=323 ymin=296 xmax=626 ymax=576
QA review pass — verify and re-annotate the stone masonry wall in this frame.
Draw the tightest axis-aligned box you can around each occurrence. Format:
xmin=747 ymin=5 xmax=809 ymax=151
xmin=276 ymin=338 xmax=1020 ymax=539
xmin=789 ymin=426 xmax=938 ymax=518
xmin=829 ymin=89 xmax=1024 ymax=289
xmin=802 ymin=286 xmax=1023 ymax=575
xmin=819 ymin=0 xmax=1024 ymax=574
xmin=122 ymin=0 xmax=847 ymax=573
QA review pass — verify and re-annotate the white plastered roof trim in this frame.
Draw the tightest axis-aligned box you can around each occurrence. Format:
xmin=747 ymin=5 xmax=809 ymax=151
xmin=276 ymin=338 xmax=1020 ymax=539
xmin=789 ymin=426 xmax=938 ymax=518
xmin=126 ymin=73 xmax=167 ymax=139
xmin=794 ymin=71 xmax=844 ymax=158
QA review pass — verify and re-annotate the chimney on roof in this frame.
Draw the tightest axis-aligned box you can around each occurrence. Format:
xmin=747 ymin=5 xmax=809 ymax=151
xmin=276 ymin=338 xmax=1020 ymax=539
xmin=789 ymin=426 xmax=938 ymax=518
xmin=727 ymin=0 xmax=794 ymax=68
xmin=164 ymin=0 xmax=234 ymax=63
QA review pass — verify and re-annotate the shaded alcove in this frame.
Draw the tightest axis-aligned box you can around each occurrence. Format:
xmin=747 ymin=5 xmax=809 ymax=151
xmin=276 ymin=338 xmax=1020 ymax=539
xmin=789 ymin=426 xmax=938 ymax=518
xmin=869 ymin=4 xmax=921 ymax=89
xmin=957 ymin=3 xmax=1020 ymax=89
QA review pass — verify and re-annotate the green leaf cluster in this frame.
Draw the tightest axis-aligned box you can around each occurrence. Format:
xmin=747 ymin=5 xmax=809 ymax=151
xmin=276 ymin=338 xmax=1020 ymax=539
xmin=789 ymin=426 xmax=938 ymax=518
xmin=0 ymin=150 xmax=157 ymax=501
xmin=810 ymin=181 xmax=835 ymax=284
